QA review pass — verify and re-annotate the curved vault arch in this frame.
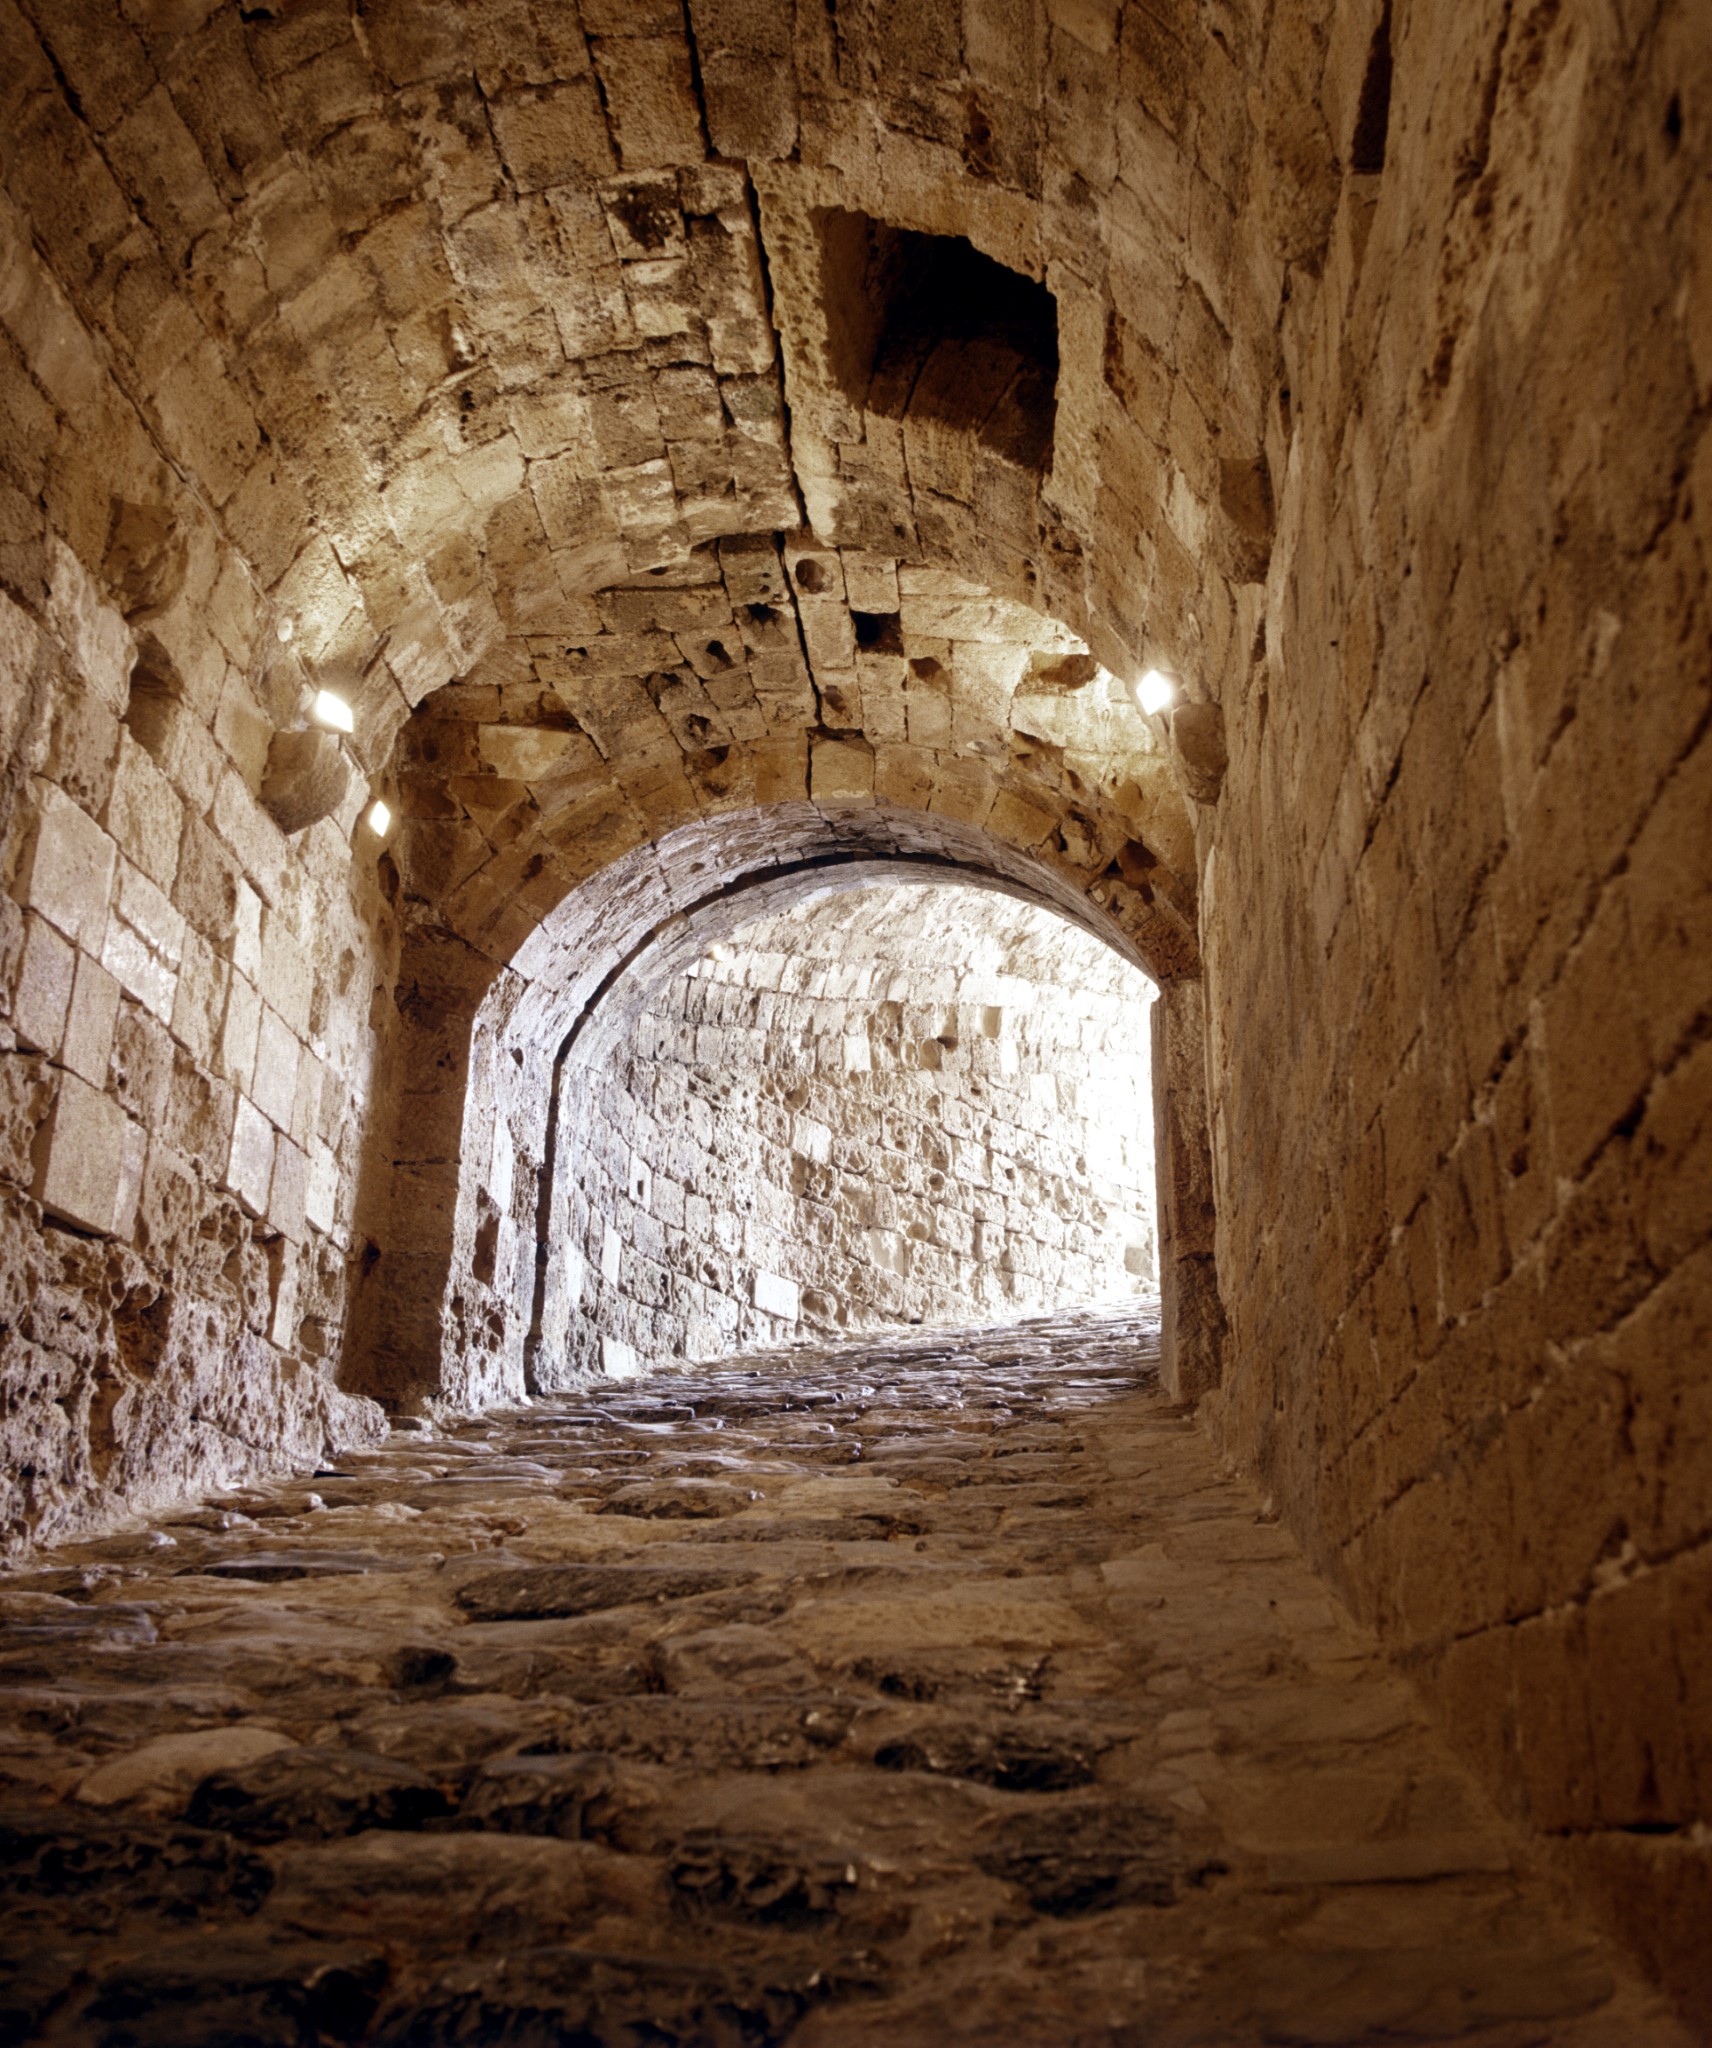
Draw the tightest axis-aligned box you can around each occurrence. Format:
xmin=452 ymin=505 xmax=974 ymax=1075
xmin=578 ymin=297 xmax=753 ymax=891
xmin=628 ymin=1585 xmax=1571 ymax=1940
xmin=345 ymin=800 xmax=1202 ymax=1416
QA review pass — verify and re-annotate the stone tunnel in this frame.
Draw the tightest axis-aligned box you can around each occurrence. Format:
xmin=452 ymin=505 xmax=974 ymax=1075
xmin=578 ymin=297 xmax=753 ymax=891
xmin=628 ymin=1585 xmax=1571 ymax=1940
xmin=0 ymin=0 xmax=1707 ymax=2038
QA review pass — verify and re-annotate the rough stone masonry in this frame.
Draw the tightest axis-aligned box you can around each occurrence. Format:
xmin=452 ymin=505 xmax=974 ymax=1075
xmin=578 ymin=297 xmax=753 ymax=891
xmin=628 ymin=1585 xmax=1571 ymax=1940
xmin=0 ymin=0 xmax=1707 ymax=2031
xmin=0 ymin=1307 xmax=1690 ymax=2044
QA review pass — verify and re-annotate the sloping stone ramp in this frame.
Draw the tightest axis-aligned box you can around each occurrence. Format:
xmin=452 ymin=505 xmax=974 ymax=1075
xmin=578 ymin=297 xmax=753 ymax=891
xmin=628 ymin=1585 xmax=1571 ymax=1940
xmin=0 ymin=1305 xmax=1683 ymax=2045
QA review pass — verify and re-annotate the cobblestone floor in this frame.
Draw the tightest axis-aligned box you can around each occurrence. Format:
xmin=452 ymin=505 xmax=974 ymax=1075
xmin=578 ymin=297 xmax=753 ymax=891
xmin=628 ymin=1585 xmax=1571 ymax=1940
xmin=0 ymin=1304 xmax=1685 ymax=2045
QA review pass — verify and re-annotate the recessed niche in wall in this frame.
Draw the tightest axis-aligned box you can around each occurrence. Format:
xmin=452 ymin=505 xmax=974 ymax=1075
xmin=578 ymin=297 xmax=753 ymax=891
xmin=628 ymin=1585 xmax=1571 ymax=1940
xmin=815 ymin=210 xmax=1058 ymax=471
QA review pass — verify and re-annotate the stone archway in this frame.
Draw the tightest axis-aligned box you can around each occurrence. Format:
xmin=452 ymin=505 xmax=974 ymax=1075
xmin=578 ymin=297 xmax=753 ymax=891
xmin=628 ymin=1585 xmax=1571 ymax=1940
xmin=343 ymin=801 xmax=1222 ymax=1418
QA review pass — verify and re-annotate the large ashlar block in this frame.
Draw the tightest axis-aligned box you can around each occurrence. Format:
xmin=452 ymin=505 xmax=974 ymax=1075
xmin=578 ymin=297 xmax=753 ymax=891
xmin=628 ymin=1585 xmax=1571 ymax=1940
xmin=100 ymin=860 xmax=184 ymax=1024
xmin=251 ymin=1005 xmax=302 ymax=1129
xmin=19 ymin=784 xmax=117 ymax=951
xmin=46 ymin=537 xmax=131 ymax=713
xmin=106 ymin=730 xmax=184 ymax=892
xmin=33 ymin=1071 xmax=129 ymax=1234
xmin=225 ymin=1093 xmax=275 ymax=1218
xmin=62 ymin=951 xmax=121 ymax=1087
xmin=218 ymin=971 xmax=262 ymax=1092
xmin=259 ymin=911 xmax=313 ymax=1037
xmin=752 ymin=1268 xmax=800 ymax=1319
xmin=269 ymin=1134 xmax=308 ymax=1243
xmin=306 ymin=1142 xmax=339 ymax=1236
xmin=13 ymin=913 xmax=75 ymax=1056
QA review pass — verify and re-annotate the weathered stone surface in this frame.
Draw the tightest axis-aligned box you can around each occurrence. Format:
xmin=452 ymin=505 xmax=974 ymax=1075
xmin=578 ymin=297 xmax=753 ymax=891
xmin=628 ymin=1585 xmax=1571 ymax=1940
xmin=542 ymin=881 xmax=1159 ymax=1381
xmin=31 ymin=1070 xmax=128 ymax=1234
xmin=259 ymin=728 xmax=352 ymax=836
xmin=0 ymin=1308 xmax=1682 ymax=2044
xmin=0 ymin=0 xmax=1706 ymax=2020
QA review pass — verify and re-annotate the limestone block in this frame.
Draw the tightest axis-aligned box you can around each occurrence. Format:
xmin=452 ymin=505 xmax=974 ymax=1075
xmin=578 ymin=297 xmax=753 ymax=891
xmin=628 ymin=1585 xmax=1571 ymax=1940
xmin=268 ymin=1239 xmax=301 ymax=1347
xmin=173 ymin=818 xmax=241 ymax=950
xmin=12 ymin=914 xmax=74 ymax=1056
xmin=306 ymin=1141 xmax=339 ymax=1236
xmin=39 ymin=674 xmax=122 ymax=828
xmin=269 ymin=1133 xmax=309 ymax=1243
xmin=699 ymin=50 xmax=797 ymax=161
xmin=114 ymin=1115 xmax=148 ymax=1241
xmin=62 ymin=952 xmax=120 ymax=1087
xmin=592 ymin=34 xmax=706 ymax=171
xmin=32 ymin=1071 xmax=128 ymax=1234
xmin=219 ymin=972 xmax=262 ymax=1092
xmin=170 ymin=929 xmax=227 ymax=1068
xmin=489 ymin=81 xmax=614 ymax=189
xmin=105 ymin=730 xmax=184 ymax=892
xmin=100 ymin=861 xmax=184 ymax=1025
xmin=0 ymin=593 xmax=41 ymax=774
xmin=251 ymin=1005 xmax=302 ymax=1129
xmin=752 ymin=1269 xmax=800 ymax=1319
xmin=601 ymin=1333 xmax=642 ymax=1379
xmin=232 ymin=879 xmax=263 ymax=981
xmin=259 ymin=911 xmax=313 ymax=1037
xmin=46 ymin=537 xmax=132 ymax=713
xmin=810 ymin=739 xmax=874 ymax=804
xmin=290 ymin=1052 xmax=324 ymax=1152
xmin=225 ymin=1092 xmax=275 ymax=1218
xmin=18 ymin=784 xmax=117 ymax=952
xmin=212 ymin=768 xmax=286 ymax=904
xmin=259 ymin=727 xmax=351 ymax=836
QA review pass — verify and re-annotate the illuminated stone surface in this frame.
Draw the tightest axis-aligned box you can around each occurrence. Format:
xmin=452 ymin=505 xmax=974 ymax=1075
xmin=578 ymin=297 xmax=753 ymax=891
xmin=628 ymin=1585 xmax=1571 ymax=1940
xmin=0 ymin=0 xmax=1706 ymax=2020
xmin=0 ymin=1307 xmax=1683 ymax=2044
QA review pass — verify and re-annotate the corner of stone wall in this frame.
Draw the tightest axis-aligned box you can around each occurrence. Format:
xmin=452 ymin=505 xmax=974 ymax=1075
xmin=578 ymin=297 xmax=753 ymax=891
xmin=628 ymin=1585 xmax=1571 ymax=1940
xmin=1152 ymin=977 xmax=1227 ymax=1405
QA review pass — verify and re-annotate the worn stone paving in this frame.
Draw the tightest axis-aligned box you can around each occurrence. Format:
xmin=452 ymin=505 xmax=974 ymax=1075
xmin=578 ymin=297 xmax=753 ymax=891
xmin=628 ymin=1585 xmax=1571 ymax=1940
xmin=0 ymin=1304 xmax=1683 ymax=2046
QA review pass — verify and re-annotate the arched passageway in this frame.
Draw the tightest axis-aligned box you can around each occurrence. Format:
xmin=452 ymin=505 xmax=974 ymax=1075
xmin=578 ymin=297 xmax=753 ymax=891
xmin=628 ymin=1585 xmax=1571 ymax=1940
xmin=0 ymin=0 xmax=1706 ymax=2028
xmin=540 ymin=874 xmax=1159 ymax=1382
xmin=346 ymin=800 xmax=1220 ymax=1419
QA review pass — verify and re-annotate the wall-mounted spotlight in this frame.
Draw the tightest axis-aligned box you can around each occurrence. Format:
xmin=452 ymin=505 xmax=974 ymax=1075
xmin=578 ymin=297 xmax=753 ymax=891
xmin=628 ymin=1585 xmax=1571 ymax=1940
xmin=1132 ymin=669 xmax=1177 ymax=715
xmin=366 ymin=799 xmax=392 ymax=838
xmin=312 ymin=689 xmax=354 ymax=733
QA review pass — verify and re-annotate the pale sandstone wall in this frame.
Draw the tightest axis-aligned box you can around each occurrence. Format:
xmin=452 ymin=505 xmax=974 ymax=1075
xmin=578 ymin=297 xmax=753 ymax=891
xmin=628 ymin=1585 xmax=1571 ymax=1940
xmin=1197 ymin=0 xmax=1712 ymax=1998
xmin=0 ymin=194 xmax=387 ymax=1550
xmin=545 ymin=940 xmax=1155 ymax=1379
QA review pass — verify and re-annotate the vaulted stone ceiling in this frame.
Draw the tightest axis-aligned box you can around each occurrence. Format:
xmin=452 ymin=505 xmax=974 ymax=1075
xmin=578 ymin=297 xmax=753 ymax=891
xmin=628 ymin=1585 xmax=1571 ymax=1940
xmin=2 ymin=0 xmax=1275 ymax=982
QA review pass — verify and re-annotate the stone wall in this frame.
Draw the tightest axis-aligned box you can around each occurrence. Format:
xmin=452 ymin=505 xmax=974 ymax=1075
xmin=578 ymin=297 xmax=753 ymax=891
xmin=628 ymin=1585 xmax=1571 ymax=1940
xmin=1196 ymin=0 xmax=1712 ymax=2002
xmin=538 ymin=883 xmax=1155 ymax=1380
xmin=0 ymin=0 xmax=1706 ymax=2015
xmin=0 ymin=184 xmax=387 ymax=1551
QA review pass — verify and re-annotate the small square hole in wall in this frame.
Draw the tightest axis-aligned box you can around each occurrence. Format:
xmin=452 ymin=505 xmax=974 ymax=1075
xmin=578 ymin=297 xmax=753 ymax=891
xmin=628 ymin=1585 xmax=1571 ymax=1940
xmin=852 ymin=609 xmax=904 ymax=655
xmin=815 ymin=210 xmax=1057 ymax=471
